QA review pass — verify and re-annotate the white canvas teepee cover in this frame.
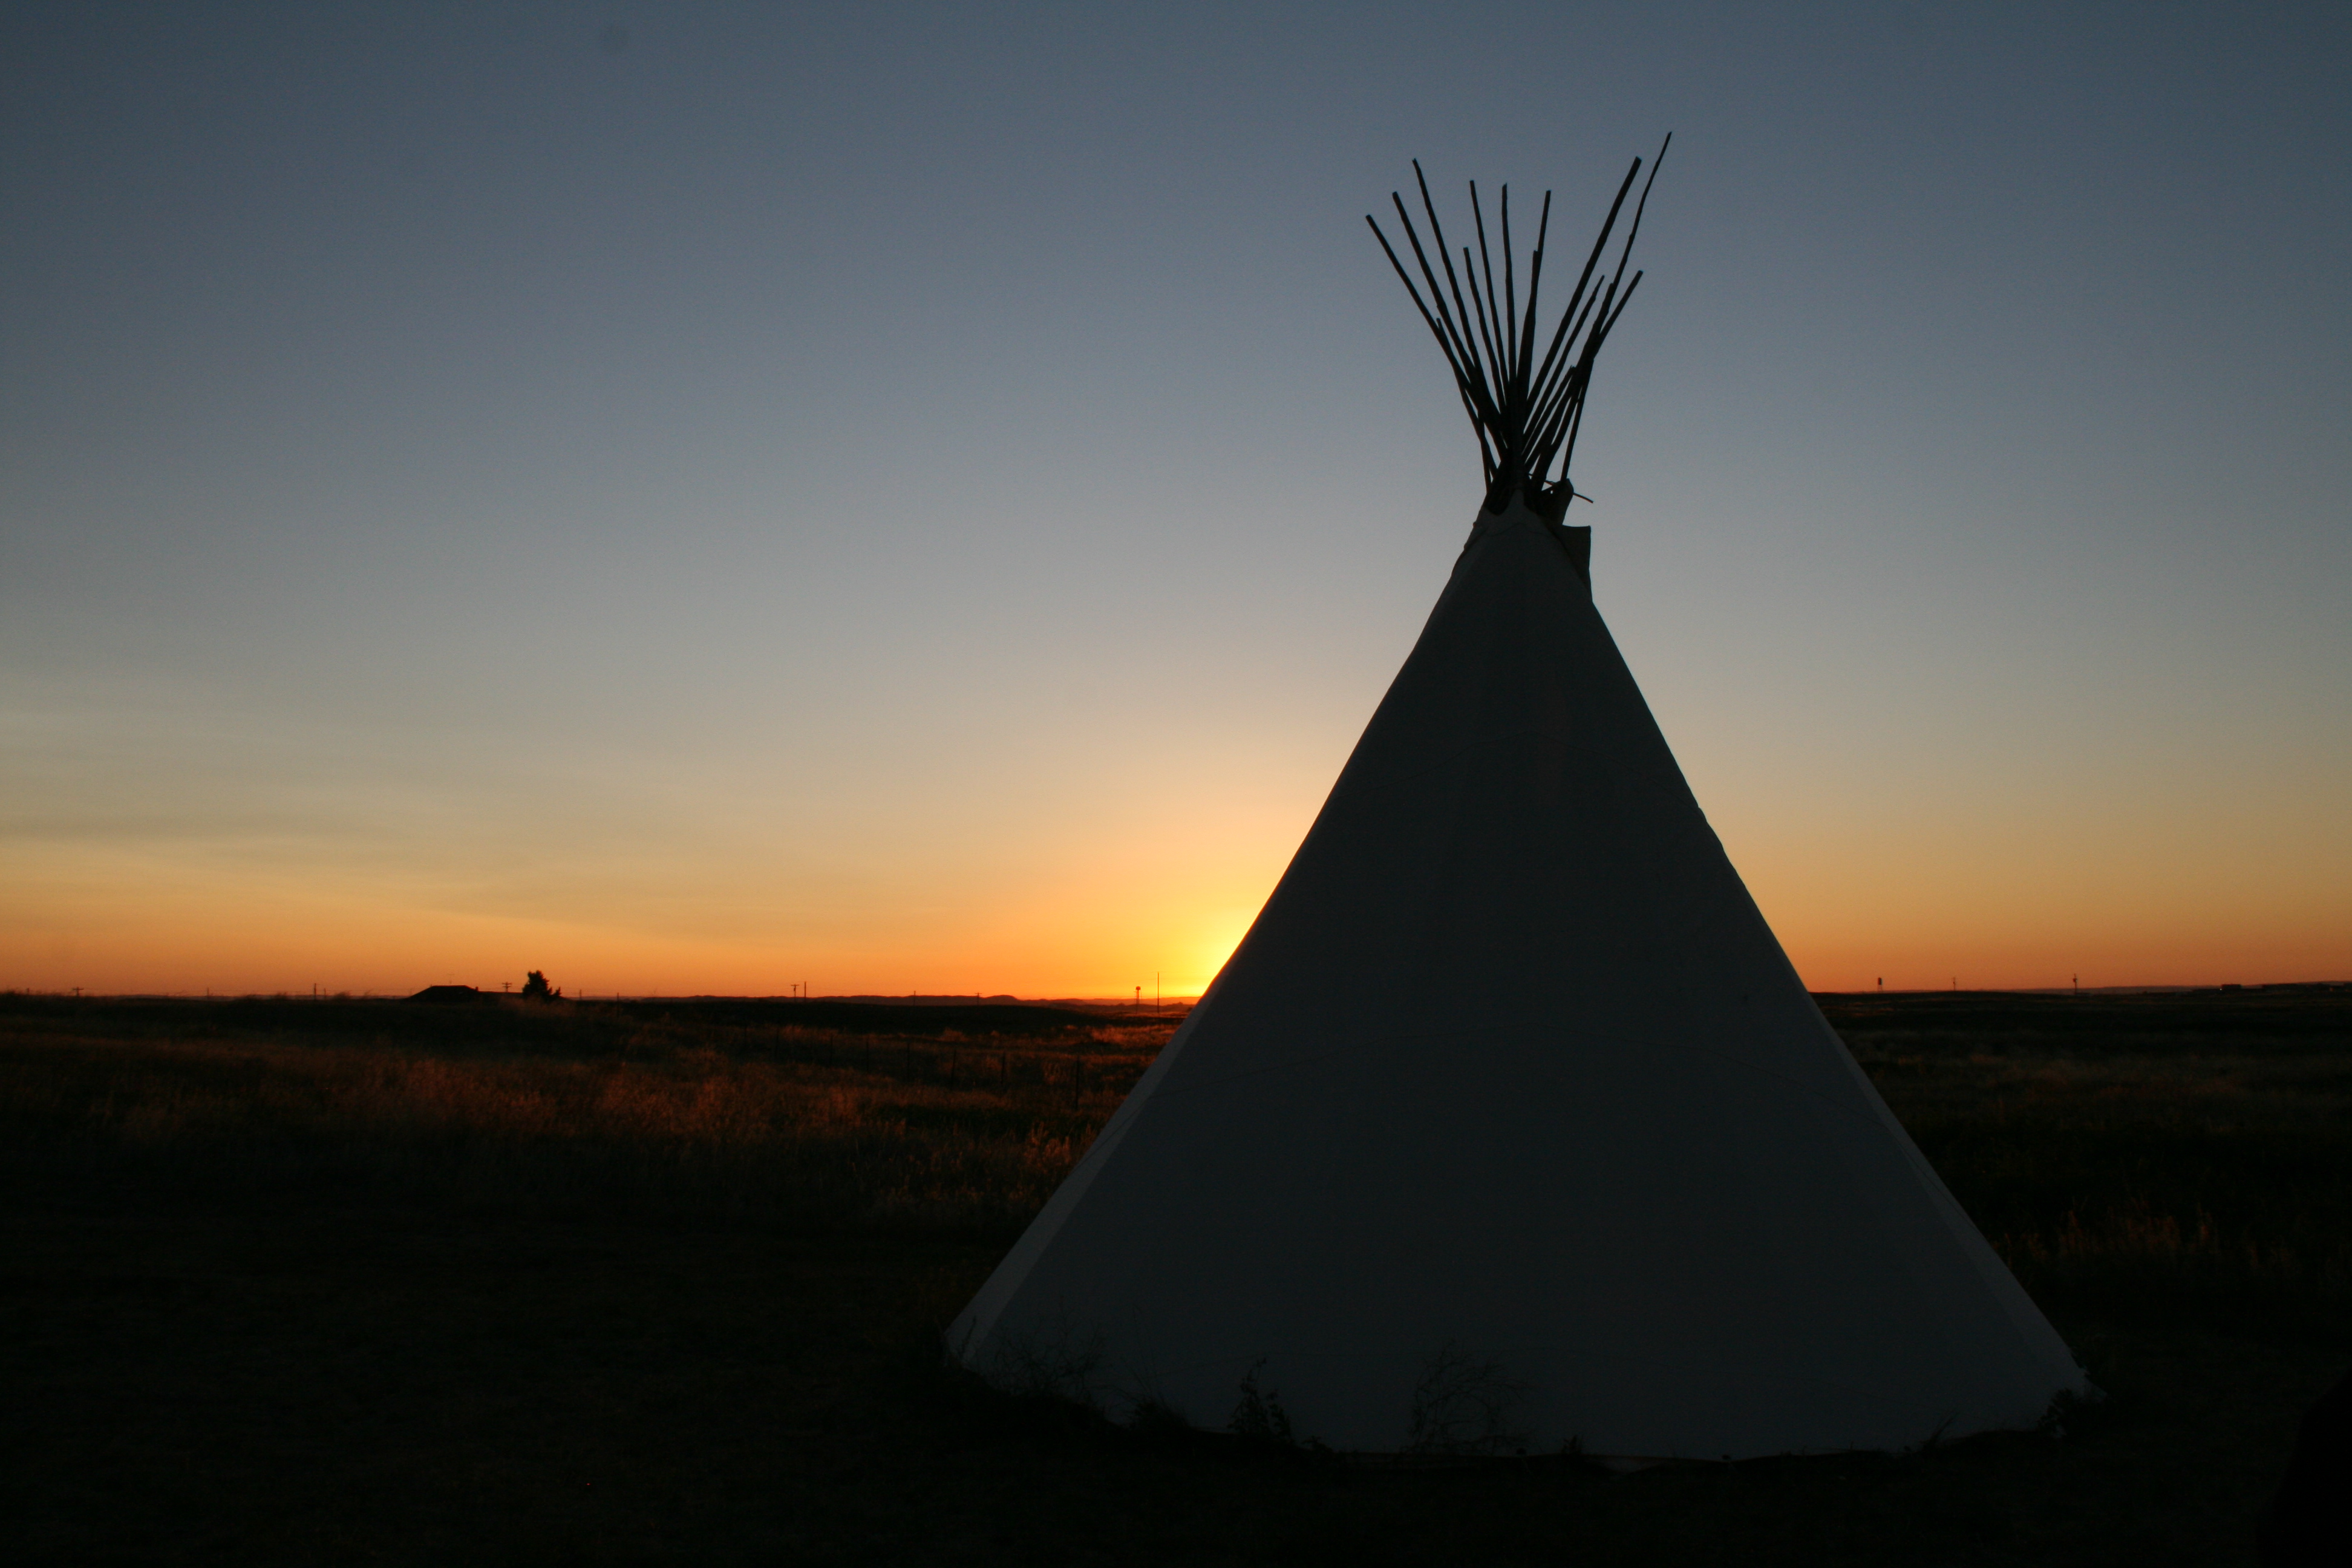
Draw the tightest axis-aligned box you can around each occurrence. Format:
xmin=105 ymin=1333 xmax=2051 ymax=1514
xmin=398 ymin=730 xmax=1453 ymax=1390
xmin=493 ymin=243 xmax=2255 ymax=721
xmin=951 ymin=497 xmax=2084 ymax=1459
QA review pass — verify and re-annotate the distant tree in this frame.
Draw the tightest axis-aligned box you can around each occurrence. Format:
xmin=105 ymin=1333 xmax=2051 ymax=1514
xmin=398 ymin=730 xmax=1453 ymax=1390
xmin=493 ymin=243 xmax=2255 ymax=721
xmin=521 ymin=970 xmax=561 ymax=1001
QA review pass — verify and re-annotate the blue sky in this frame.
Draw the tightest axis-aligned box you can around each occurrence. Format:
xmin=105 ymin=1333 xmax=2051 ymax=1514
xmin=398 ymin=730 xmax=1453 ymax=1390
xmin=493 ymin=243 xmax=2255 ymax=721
xmin=4 ymin=2 xmax=2347 ymax=995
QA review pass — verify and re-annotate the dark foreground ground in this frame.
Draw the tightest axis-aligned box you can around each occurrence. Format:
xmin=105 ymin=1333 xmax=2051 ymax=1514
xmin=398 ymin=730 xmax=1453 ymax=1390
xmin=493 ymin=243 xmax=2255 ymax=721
xmin=3 ymin=987 xmax=2347 ymax=1564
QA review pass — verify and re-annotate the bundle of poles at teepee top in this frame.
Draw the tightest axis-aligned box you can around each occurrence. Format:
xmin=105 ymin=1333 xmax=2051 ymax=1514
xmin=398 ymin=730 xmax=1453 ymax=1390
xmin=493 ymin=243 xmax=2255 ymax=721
xmin=1368 ymin=137 xmax=1668 ymax=517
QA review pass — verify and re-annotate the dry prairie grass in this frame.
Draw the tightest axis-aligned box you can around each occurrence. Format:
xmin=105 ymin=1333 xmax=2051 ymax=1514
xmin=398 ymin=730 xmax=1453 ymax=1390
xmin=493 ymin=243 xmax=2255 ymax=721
xmin=6 ymin=990 xmax=2344 ymax=1315
xmin=3 ymin=986 xmax=2347 ymax=1565
xmin=1830 ymin=990 xmax=2352 ymax=1334
xmin=0 ymin=996 xmax=1166 ymax=1232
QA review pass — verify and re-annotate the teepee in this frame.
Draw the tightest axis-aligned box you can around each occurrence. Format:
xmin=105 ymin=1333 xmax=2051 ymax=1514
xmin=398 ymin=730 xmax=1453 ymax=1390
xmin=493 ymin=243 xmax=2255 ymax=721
xmin=950 ymin=148 xmax=2084 ymax=1460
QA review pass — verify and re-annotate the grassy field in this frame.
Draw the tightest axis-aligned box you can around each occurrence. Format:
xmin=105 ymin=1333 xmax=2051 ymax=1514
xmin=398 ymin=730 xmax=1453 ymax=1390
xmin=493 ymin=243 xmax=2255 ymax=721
xmin=3 ymin=987 xmax=2346 ymax=1564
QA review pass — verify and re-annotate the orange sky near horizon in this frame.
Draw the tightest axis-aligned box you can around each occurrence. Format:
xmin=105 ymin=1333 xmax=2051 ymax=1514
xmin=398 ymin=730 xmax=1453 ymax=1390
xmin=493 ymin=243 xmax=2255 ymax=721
xmin=7 ymin=745 xmax=2346 ymax=999
xmin=7 ymin=874 xmax=2344 ymax=1001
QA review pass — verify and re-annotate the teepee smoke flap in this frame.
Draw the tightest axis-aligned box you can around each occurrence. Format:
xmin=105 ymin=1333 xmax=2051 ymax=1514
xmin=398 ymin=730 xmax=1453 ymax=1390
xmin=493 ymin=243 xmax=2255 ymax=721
xmin=1367 ymin=140 xmax=1667 ymax=515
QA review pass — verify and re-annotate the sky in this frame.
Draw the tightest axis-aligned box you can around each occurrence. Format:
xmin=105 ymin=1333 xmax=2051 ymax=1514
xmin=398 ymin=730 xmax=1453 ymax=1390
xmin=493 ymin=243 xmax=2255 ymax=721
xmin=4 ymin=2 xmax=2347 ymax=999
